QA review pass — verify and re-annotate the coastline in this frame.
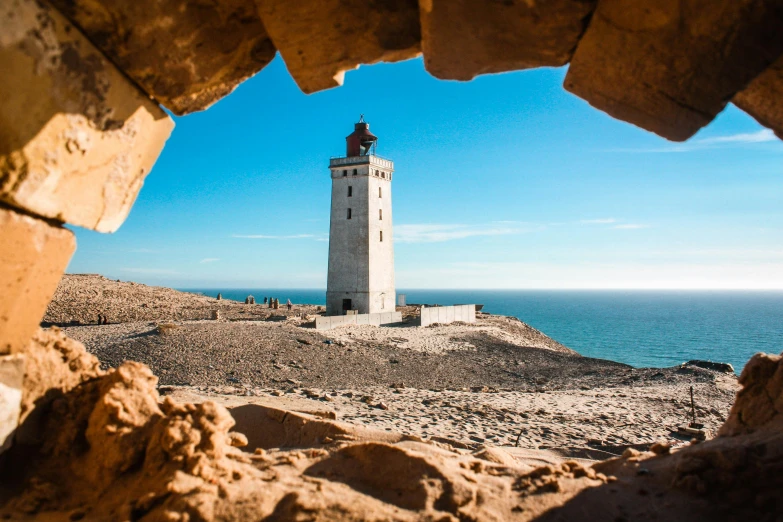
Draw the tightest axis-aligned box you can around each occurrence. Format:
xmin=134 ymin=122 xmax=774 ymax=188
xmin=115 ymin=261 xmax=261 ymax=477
xmin=46 ymin=274 xmax=739 ymax=453
xmin=182 ymin=287 xmax=781 ymax=372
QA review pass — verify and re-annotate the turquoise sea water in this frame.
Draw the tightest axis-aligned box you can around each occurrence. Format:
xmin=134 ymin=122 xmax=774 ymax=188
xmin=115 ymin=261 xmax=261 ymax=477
xmin=182 ymin=289 xmax=783 ymax=373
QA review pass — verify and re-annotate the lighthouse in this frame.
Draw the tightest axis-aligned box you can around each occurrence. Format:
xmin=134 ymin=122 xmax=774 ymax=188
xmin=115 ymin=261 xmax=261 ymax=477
xmin=326 ymin=117 xmax=396 ymax=315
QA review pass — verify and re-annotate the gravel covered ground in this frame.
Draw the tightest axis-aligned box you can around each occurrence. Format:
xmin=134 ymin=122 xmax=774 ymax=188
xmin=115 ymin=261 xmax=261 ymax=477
xmin=51 ymin=275 xmax=739 ymax=454
xmin=61 ymin=319 xmax=717 ymax=392
xmin=44 ymin=274 xmax=321 ymax=325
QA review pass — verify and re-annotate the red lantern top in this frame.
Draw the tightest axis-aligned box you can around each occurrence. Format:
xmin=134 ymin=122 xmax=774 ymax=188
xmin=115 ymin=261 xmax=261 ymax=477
xmin=345 ymin=115 xmax=377 ymax=157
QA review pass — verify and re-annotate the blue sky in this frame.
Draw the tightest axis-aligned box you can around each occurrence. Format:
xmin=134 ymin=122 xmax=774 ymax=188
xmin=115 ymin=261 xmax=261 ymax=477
xmin=67 ymin=56 xmax=783 ymax=289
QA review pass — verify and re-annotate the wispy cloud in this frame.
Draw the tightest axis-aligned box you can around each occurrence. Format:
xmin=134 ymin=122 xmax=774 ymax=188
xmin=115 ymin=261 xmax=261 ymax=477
xmin=120 ymin=267 xmax=178 ymax=275
xmin=610 ymin=129 xmax=779 ymax=153
xmin=698 ymin=129 xmax=776 ymax=144
xmin=612 ymin=224 xmax=649 ymax=230
xmin=396 ymin=260 xmax=783 ymax=289
xmin=199 ymin=258 xmax=220 ymax=263
xmin=579 ymin=218 xmax=648 ymax=229
xmin=232 ymin=233 xmax=325 ymax=240
xmin=580 ymin=218 xmax=617 ymax=225
xmin=394 ymin=223 xmax=535 ymax=243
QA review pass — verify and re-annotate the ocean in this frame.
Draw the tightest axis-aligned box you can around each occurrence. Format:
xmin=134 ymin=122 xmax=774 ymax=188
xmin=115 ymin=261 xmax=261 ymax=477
xmin=181 ymin=288 xmax=783 ymax=374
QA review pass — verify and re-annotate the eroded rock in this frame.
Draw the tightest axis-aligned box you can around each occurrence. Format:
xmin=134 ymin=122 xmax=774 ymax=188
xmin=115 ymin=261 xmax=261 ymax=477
xmin=3 ymin=328 xmax=783 ymax=521
xmin=565 ymin=0 xmax=783 ymax=141
xmin=0 ymin=208 xmax=74 ymax=355
xmin=0 ymin=0 xmax=174 ymax=232
xmin=733 ymin=56 xmax=783 ymax=139
xmin=16 ymin=327 xmax=103 ymax=445
xmin=0 ymin=354 xmax=24 ymax=453
xmin=48 ymin=0 xmax=277 ymax=115
xmin=257 ymin=0 xmax=421 ymax=93
xmin=719 ymin=352 xmax=783 ymax=436
xmin=420 ymin=0 xmax=596 ymax=80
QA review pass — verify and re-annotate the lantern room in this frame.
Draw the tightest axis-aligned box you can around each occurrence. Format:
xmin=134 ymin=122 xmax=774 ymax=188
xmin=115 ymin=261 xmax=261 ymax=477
xmin=345 ymin=115 xmax=377 ymax=157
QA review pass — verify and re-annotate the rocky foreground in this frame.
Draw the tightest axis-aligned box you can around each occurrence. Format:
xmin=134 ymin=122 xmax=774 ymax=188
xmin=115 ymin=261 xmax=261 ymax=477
xmin=2 ymin=275 xmax=780 ymax=521
xmin=50 ymin=275 xmax=737 ymax=453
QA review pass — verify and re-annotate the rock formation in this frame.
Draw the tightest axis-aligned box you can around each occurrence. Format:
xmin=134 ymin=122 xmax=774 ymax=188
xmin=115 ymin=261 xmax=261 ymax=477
xmin=47 ymin=0 xmax=277 ymax=115
xmin=2 ymin=0 xmax=783 ymax=519
xmin=1 ymin=328 xmax=781 ymax=521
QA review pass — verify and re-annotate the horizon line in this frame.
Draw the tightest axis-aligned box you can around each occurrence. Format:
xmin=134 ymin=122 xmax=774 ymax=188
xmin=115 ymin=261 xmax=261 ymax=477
xmin=175 ymin=286 xmax=783 ymax=292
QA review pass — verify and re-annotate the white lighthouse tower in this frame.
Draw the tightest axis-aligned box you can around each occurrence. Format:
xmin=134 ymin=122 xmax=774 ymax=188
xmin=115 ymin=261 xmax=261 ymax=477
xmin=326 ymin=117 xmax=395 ymax=315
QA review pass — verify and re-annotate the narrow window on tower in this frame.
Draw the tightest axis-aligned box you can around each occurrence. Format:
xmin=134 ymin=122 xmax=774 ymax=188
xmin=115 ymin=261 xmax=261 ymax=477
xmin=380 ymin=230 xmax=383 ymax=242
xmin=348 ymin=186 xmax=352 ymax=197
xmin=379 ymin=209 xmax=382 ymax=220
xmin=379 ymin=187 xmax=382 ymax=198
xmin=342 ymin=170 xmax=347 ymax=177
xmin=381 ymin=172 xmax=385 ymax=179
xmin=347 ymin=208 xmax=352 ymax=219
xmin=352 ymin=169 xmax=357 ymax=175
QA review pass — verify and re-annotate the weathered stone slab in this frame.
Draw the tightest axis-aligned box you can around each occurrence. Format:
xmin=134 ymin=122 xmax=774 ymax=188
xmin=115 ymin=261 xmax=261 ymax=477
xmin=565 ymin=0 xmax=783 ymax=141
xmin=49 ymin=0 xmax=276 ymax=115
xmin=420 ymin=0 xmax=596 ymax=80
xmin=0 ymin=207 xmax=75 ymax=355
xmin=256 ymin=0 xmax=421 ymax=93
xmin=0 ymin=0 xmax=174 ymax=232
xmin=0 ymin=354 xmax=24 ymax=453
xmin=733 ymin=56 xmax=783 ymax=139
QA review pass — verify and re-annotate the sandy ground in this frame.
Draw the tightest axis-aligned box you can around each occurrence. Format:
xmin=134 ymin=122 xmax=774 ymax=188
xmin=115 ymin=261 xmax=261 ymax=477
xmin=3 ymin=326 xmax=778 ymax=522
xmin=43 ymin=274 xmax=322 ymax=325
xmin=50 ymin=275 xmax=739 ymax=459
xmin=326 ymin=316 xmax=574 ymax=355
xmin=160 ymin=375 xmax=737 ymax=457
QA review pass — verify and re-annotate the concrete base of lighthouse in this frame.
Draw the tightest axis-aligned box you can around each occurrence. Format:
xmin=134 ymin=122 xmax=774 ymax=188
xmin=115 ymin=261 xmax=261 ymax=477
xmin=326 ymin=289 xmax=397 ymax=316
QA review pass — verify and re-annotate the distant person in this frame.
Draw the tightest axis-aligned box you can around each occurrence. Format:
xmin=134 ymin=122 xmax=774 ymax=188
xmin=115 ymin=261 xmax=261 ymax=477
xmin=264 ymin=297 xmax=268 ymax=304
xmin=286 ymin=298 xmax=292 ymax=310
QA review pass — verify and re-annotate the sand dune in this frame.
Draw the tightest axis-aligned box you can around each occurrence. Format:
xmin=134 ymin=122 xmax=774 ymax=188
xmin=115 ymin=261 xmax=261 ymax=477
xmin=2 ymin=275 xmax=768 ymax=521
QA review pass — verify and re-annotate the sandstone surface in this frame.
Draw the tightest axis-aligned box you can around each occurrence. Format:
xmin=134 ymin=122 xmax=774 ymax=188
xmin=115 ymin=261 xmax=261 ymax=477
xmin=0 ymin=208 xmax=74 ymax=355
xmin=719 ymin=352 xmax=783 ymax=436
xmin=0 ymin=0 xmax=173 ymax=232
xmin=257 ymin=0 xmax=421 ymax=93
xmin=0 ymin=326 xmax=779 ymax=521
xmin=48 ymin=0 xmax=277 ymax=115
xmin=420 ymin=0 xmax=595 ymax=80
xmin=16 ymin=327 xmax=103 ymax=445
xmin=0 ymin=354 xmax=24 ymax=452
xmin=733 ymin=56 xmax=783 ymax=139
xmin=565 ymin=0 xmax=783 ymax=141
